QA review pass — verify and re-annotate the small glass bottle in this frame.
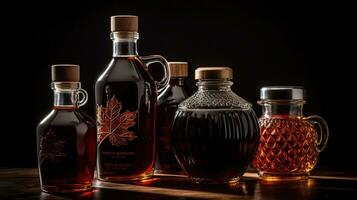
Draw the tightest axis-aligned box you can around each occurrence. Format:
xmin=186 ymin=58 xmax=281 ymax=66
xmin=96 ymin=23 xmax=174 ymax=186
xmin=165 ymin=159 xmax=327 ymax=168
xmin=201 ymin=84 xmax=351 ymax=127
xmin=155 ymin=62 xmax=191 ymax=175
xmin=95 ymin=15 xmax=170 ymax=181
xmin=37 ymin=64 xmax=97 ymax=193
xmin=253 ymin=86 xmax=329 ymax=181
xmin=171 ymin=67 xmax=260 ymax=184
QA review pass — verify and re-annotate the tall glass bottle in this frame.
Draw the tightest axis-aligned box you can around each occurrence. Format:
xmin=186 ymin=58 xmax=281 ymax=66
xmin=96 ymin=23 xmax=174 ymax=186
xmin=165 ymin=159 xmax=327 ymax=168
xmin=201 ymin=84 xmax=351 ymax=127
xmin=37 ymin=64 xmax=97 ymax=193
xmin=95 ymin=15 xmax=170 ymax=181
xmin=155 ymin=62 xmax=191 ymax=175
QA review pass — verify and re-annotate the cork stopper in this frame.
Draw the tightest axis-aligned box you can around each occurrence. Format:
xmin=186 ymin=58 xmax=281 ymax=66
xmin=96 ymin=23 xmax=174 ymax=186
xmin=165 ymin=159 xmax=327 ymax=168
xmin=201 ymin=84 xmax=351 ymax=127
xmin=195 ymin=67 xmax=233 ymax=80
xmin=111 ymin=15 xmax=138 ymax=32
xmin=169 ymin=62 xmax=188 ymax=77
xmin=51 ymin=64 xmax=80 ymax=82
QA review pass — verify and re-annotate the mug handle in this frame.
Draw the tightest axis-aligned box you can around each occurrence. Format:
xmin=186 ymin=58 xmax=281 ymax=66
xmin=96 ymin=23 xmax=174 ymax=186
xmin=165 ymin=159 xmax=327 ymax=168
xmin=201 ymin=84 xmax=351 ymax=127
xmin=305 ymin=115 xmax=329 ymax=152
xmin=140 ymin=55 xmax=171 ymax=93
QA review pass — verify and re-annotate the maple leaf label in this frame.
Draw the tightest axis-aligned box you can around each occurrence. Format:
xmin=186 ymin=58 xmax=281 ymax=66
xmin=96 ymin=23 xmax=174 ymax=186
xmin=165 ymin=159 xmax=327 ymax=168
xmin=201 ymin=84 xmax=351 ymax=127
xmin=39 ymin=128 xmax=66 ymax=164
xmin=97 ymin=95 xmax=138 ymax=147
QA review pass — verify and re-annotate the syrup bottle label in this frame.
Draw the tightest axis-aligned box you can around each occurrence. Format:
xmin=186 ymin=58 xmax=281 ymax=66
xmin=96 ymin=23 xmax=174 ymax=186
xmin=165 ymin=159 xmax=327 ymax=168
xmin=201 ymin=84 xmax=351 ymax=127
xmin=97 ymin=95 xmax=138 ymax=147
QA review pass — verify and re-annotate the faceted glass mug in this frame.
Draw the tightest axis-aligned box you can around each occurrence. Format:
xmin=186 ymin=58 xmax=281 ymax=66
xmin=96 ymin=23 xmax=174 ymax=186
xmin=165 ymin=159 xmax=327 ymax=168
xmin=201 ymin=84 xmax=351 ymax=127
xmin=253 ymin=86 xmax=329 ymax=181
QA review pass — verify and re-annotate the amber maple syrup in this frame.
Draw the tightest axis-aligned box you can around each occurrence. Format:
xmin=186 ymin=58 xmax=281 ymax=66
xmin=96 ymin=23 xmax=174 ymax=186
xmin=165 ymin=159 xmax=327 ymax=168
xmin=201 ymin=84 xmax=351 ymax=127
xmin=253 ymin=86 xmax=329 ymax=181
xmin=37 ymin=64 xmax=96 ymax=193
xmin=253 ymin=115 xmax=319 ymax=179
xmin=38 ymin=109 xmax=97 ymax=192
xmin=172 ymin=109 xmax=260 ymax=183
xmin=155 ymin=62 xmax=190 ymax=175
xmin=95 ymin=58 xmax=157 ymax=180
xmin=95 ymin=15 xmax=170 ymax=181
xmin=171 ymin=67 xmax=260 ymax=184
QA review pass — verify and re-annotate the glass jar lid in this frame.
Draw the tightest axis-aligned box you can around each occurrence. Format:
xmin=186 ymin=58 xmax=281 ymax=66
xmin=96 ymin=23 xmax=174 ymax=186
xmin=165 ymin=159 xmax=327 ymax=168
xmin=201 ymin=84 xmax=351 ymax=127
xmin=260 ymin=86 xmax=305 ymax=100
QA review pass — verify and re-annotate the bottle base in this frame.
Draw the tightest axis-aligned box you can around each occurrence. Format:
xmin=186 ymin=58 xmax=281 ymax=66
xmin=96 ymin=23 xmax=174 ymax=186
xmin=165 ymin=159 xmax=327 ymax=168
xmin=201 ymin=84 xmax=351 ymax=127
xmin=190 ymin=177 xmax=240 ymax=185
xmin=258 ymin=171 xmax=309 ymax=181
xmin=154 ymin=169 xmax=185 ymax=176
xmin=41 ymin=183 xmax=92 ymax=193
xmin=98 ymin=170 xmax=154 ymax=183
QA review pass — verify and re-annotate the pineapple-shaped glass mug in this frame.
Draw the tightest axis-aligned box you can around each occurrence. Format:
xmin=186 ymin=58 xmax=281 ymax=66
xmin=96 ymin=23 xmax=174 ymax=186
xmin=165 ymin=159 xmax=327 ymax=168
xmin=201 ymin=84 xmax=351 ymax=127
xmin=253 ymin=86 xmax=329 ymax=181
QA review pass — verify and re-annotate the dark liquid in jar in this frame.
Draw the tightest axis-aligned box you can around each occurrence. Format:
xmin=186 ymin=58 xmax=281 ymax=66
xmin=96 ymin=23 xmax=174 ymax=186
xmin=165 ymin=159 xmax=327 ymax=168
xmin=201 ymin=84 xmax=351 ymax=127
xmin=171 ymin=109 xmax=260 ymax=183
xmin=37 ymin=109 xmax=97 ymax=193
xmin=95 ymin=56 xmax=156 ymax=181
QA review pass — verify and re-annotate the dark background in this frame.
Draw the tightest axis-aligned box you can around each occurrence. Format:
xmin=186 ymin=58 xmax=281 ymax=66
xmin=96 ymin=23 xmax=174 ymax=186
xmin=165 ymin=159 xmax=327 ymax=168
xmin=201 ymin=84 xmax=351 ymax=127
xmin=2 ymin=1 xmax=351 ymax=172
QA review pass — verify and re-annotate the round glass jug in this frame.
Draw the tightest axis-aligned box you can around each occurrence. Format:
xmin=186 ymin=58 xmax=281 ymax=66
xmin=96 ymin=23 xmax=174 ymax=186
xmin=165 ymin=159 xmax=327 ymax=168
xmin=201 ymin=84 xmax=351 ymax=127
xmin=171 ymin=67 xmax=260 ymax=184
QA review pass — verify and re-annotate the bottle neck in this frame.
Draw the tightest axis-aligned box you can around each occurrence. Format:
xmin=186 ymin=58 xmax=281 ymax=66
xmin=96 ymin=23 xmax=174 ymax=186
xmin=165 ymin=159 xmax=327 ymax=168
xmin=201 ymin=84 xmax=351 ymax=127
xmin=51 ymin=82 xmax=85 ymax=109
xmin=196 ymin=80 xmax=233 ymax=92
xmin=111 ymin=32 xmax=138 ymax=57
xmin=53 ymin=89 xmax=79 ymax=109
xmin=170 ymin=77 xmax=187 ymax=86
xmin=259 ymin=100 xmax=304 ymax=118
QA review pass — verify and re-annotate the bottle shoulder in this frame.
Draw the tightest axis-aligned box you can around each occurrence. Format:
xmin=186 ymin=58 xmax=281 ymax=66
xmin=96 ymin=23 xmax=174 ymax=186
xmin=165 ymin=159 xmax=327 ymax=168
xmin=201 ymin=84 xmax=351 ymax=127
xmin=96 ymin=56 xmax=155 ymax=85
xmin=38 ymin=110 xmax=57 ymax=128
xmin=38 ymin=109 xmax=95 ymax=128
xmin=74 ymin=110 xmax=96 ymax=128
xmin=158 ymin=84 xmax=190 ymax=106
xmin=178 ymin=90 xmax=252 ymax=110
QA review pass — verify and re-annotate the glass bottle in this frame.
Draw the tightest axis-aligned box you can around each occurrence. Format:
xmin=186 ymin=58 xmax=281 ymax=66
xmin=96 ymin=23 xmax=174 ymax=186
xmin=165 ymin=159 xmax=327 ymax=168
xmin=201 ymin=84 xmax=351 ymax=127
xmin=95 ymin=15 xmax=170 ymax=181
xmin=37 ymin=64 xmax=97 ymax=193
xmin=171 ymin=67 xmax=260 ymax=184
xmin=155 ymin=62 xmax=191 ymax=175
xmin=253 ymin=86 xmax=329 ymax=181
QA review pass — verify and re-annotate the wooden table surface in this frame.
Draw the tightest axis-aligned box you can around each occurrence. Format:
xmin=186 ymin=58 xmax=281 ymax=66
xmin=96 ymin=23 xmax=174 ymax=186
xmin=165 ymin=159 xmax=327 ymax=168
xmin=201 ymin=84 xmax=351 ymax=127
xmin=0 ymin=168 xmax=356 ymax=200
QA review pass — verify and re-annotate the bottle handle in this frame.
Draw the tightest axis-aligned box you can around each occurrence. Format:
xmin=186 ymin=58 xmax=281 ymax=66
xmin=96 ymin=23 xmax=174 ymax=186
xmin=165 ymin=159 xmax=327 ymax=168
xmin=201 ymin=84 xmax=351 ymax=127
xmin=78 ymin=88 xmax=88 ymax=107
xmin=305 ymin=115 xmax=329 ymax=152
xmin=140 ymin=55 xmax=171 ymax=93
